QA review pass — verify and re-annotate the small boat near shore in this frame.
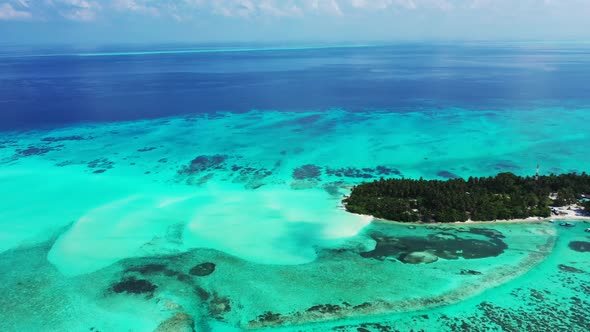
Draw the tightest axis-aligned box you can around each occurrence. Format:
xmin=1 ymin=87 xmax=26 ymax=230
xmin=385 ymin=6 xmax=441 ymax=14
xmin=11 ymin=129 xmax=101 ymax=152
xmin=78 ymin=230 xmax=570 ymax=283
xmin=559 ymin=222 xmax=575 ymax=227
xmin=585 ymin=228 xmax=590 ymax=232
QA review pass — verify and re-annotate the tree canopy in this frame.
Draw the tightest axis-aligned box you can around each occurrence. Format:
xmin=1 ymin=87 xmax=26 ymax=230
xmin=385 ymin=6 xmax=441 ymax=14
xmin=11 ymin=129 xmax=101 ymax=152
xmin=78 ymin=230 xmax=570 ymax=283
xmin=343 ymin=172 xmax=590 ymax=223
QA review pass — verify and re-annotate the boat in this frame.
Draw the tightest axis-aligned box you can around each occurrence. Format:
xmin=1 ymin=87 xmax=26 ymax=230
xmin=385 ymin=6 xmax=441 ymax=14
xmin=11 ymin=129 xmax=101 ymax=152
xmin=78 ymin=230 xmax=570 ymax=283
xmin=559 ymin=222 xmax=575 ymax=227
xmin=585 ymin=228 xmax=590 ymax=233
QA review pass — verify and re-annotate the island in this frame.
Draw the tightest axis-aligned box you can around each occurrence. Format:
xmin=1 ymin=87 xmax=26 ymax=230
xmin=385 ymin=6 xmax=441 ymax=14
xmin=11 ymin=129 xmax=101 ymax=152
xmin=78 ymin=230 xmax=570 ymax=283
xmin=343 ymin=172 xmax=590 ymax=223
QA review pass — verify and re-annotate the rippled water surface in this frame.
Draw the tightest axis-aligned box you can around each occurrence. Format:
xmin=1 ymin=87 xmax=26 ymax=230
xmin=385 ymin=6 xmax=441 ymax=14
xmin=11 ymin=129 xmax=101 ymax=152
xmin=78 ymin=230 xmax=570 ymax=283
xmin=0 ymin=43 xmax=589 ymax=331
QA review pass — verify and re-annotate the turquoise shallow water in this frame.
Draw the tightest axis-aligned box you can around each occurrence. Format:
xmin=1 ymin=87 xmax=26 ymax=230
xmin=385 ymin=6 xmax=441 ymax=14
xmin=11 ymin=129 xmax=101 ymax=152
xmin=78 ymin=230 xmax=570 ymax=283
xmin=0 ymin=107 xmax=589 ymax=331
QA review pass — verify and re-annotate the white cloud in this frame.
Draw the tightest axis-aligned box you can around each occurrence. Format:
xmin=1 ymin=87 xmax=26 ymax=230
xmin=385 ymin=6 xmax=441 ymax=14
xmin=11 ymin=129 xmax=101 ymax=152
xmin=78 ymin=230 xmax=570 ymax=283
xmin=0 ymin=2 xmax=31 ymax=20
xmin=45 ymin=0 xmax=101 ymax=21
xmin=195 ymin=0 xmax=344 ymax=18
xmin=350 ymin=0 xmax=394 ymax=10
xmin=312 ymin=0 xmax=343 ymax=16
xmin=2 ymin=0 xmax=590 ymax=23
xmin=60 ymin=7 xmax=95 ymax=21
xmin=113 ymin=0 xmax=160 ymax=16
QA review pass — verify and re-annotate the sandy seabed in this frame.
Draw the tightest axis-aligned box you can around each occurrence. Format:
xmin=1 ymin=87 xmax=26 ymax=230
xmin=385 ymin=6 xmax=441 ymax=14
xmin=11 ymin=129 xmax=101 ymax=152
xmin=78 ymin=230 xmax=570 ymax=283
xmin=1 ymin=108 xmax=589 ymax=331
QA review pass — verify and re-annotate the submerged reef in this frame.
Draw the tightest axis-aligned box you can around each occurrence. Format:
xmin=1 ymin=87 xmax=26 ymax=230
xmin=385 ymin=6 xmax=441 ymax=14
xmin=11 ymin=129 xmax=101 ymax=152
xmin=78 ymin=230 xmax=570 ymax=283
xmin=137 ymin=146 xmax=157 ymax=152
xmin=290 ymin=164 xmax=403 ymax=187
xmin=41 ymin=135 xmax=86 ymax=142
xmin=176 ymin=155 xmax=273 ymax=188
xmin=189 ymin=262 xmax=216 ymax=276
xmin=111 ymin=276 xmax=157 ymax=295
xmin=232 ymin=166 xmax=273 ymax=189
xmin=325 ymin=166 xmax=402 ymax=179
xmin=154 ymin=312 xmax=195 ymax=332
xmin=293 ymin=164 xmax=322 ymax=180
xmin=436 ymin=170 xmax=460 ymax=179
xmin=178 ymin=155 xmax=227 ymax=175
xmin=114 ymin=255 xmax=229 ymax=323
xmin=11 ymin=135 xmax=90 ymax=160
xmin=558 ymin=264 xmax=585 ymax=274
xmin=326 ymin=167 xmax=373 ymax=179
xmin=568 ymin=241 xmax=590 ymax=252
xmin=465 ymin=279 xmax=590 ymax=332
xmin=360 ymin=228 xmax=507 ymax=263
xmin=125 ymin=263 xmax=168 ymax=275
xmin=208 ymin=292 xmax=231 ymax=319
xmin=401 ymin=251 xmax=439 ymax=264
xmin=0 ymin=218 xmax=560 ymax=331
xmin=15 ymin=146 xmax=58 ymax=157
xmin=87 ymin=158 xmax=115 ymax=173
xmin=492 ymin=161 xmax=521 ymax=172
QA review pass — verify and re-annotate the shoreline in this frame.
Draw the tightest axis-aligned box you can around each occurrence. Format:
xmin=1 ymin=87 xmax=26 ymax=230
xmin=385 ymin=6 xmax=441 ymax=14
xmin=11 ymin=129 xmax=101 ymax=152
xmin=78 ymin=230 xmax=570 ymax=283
xmin=368 ymin=215 xmax=590 ymax=226
xmin=341 ymin=204 xmax=590 ymax=226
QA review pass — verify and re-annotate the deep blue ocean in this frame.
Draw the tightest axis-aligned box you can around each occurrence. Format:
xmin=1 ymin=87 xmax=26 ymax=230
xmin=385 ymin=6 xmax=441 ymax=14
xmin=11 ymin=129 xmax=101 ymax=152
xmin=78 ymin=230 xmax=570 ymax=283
xmin=2 ymin=42 xmax=590 ymax=131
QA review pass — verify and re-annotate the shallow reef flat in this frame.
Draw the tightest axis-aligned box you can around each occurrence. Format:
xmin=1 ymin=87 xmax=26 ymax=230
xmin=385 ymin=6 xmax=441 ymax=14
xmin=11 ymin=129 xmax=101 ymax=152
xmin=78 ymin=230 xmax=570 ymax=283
xmin=0 ymin=219 xmax=565 ymax=331
xmin=1 ymin=107 xmax=589 ymax=186
xmin=0 ymin=107 xmax=589 ymax=331
xmin=297 ymin=225 xmax=590 ymax=332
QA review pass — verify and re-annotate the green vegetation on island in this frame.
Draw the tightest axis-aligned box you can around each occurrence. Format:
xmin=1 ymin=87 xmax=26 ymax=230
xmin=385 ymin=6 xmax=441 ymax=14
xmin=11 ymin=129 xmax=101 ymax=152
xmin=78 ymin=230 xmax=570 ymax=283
xmin=343 ymin=172 xmax=590 ymax=223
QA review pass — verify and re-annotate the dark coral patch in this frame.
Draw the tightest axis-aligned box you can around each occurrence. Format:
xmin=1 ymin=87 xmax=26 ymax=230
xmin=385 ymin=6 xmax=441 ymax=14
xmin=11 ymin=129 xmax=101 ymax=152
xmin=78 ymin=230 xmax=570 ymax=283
xmin=186 ymin=173 xmax=214 ymax=186
xmin=361 ymin=228 xmax=507 ymax=263
xmin=189 ymin=262 xmax=216 ymax=276
xmin=376 ymin=165 xmax=402 ymax=176
xmin=179 ymin=155 xmax=227 ymax=175
xmin=87 ymin=158 xmax=114 ymax=170
xmin=42 ymin=136 xmax=85 ymax=142
xmin=176 ymin=274 xmax=192 ymax=283
xmin=470 ymin=294 xmax=590 ymax=332
xmin=208 ymin=293 xmax=231 ymax=319
xmin=493 ymin=161 xmax=521 ymax=171
xmin=194 ymin=285 xmax=211 ymax=301
xmin=437 ymin=171 xmax=460 ymax=179
xmin=326 ymin=167 xmax=373 ymax=179
xmin=325 ymin=165 xmax=402 ymax=179
xmin=232 ymin=166 xmax=273 ymax=188
xmin=111 ymin=277 xmax=157 ymax=294
xmin=467 ymin=228 xmax=505 ymax=239
xmin=16 ymin=146 xmax=55 ymax=157
xmin=306 ymin=304 xmax=342 ymax=314
xmin=255 ymin=312 xmax=284 ymax=325
xmin=56 ymin=160 xmax=75 ymax=167
xmin=126 ymin=264 xmax=167 ymax=275
xmin=271 ymin=114 xmax=323 ymax=128
xmin=323 ymin=182 xmax=344 ymax=196
xmin=137 ymin=147 xmax=157 ymax=152
xmin=558 ymin=264 xmax=585 ymax=273
xmin=569 ymin=241 xmax=590 ymax=252
xmin=163 ymin=269 xmax=178 ymax=277
xmin=293 ymin=164 xmax=322 ymax=180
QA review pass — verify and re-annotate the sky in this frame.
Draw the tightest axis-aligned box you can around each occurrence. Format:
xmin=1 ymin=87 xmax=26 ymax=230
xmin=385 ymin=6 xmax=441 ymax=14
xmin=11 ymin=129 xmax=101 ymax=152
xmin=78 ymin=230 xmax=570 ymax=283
xmin=0 ymin=0 xmax=589 ymax=45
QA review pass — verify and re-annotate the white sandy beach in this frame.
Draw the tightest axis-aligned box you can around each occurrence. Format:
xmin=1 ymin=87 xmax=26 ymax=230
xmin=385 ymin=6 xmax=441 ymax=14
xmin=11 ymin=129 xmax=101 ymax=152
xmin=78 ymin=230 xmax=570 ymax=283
xmin=348 ymin=204 xmax=590 ymax=225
